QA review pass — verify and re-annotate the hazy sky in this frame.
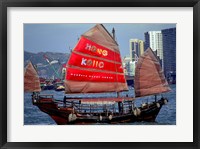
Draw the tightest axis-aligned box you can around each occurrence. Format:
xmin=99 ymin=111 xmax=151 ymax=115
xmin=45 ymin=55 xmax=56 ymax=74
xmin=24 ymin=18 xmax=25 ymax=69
xmin=24 ymin=23 xmax=176 ymax=57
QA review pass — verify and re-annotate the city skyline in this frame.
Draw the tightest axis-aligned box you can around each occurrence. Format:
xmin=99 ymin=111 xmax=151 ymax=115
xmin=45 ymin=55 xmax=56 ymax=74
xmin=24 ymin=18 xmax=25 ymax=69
xmin=24 ymin=23 xmax=176 ymax=57
xmin=123 ymin=27 xmax=176 ymax=79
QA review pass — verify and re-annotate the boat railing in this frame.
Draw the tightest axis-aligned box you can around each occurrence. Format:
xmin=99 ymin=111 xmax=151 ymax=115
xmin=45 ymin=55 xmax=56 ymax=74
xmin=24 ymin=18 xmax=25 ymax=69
xmin=56 ymin=99 xmax=134 ymax=115
xmin=39 ymin=94 xmax=54 ymax=98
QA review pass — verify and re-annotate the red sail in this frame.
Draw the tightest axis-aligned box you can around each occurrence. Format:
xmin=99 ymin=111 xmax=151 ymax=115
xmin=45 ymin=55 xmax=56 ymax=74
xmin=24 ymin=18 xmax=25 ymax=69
xmin=24 ymin=61 xmax=41 ymax=92
xmin=65 ymin=24 xmax=128 ymax=93
xmin=134 ymin=48 xmax=171 ymax=97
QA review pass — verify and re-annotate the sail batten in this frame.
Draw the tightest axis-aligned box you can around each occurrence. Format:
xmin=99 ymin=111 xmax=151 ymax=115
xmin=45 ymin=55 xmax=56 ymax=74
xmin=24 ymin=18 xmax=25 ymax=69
xmin=134 ymin=48 xmax=171 ymax=97
xmin=68 ymin=52 xmax=124 ymax=73
xmin=66 ymin=64 xmax=124 ymax=74
xmin=74 ymin=36 xmax=121 ymax=61
xmin=65 ymin=24 xmax=128 ymax=94
xmin=72 ymin=50 xmax=122 ymax=64
xmin=24 ymin=61 xmax=41 ymax=92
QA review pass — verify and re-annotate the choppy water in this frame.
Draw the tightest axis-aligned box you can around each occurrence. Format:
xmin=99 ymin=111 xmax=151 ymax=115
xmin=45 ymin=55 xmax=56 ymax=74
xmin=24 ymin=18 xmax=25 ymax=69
xmin=24 ymin=85 xmax=176 ymax=125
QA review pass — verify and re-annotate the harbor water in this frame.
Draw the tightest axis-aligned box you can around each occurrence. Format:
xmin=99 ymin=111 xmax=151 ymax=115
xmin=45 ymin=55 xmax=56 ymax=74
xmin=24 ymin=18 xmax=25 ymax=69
xmin=24 ymin=84 xmax=176 ymax=125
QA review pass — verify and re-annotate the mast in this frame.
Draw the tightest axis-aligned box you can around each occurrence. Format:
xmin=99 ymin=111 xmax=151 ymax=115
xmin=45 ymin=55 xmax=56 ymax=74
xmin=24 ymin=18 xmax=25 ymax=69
xmin=112 ymin=27 xmax=116 ymax=41
xmin=112 ymin=27 xmax=119 ymax=97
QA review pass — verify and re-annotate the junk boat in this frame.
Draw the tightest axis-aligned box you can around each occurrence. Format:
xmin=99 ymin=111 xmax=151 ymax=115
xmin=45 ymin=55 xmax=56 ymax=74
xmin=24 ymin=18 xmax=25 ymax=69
xmin=24 ymin=24 xmax=171 ymax=125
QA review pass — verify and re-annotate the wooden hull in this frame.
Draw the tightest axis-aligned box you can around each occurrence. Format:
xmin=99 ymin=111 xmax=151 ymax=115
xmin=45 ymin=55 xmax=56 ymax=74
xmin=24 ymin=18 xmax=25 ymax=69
xmin=32 ymin=95 xmax=167 ymax=125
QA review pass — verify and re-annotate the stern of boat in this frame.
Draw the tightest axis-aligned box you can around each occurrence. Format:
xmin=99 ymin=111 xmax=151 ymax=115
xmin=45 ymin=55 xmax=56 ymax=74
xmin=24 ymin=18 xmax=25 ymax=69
xmin=135 ymin=97 xmax=168 ymax=122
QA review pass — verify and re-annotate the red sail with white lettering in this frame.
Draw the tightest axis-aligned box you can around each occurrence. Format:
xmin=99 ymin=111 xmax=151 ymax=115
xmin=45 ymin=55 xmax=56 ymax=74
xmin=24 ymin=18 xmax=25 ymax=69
xmin=65 ymin=24 xmax=128 ymax=93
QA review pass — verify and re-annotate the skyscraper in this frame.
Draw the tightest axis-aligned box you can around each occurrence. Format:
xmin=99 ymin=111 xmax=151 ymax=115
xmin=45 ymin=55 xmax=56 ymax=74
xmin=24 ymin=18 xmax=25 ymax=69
xmin=162 ymin=28 xmax=176 ymax=77
xmin=144 ymin=31 xmax=163 ymax=60
xmin=122 ymin=56 xmax=135 ymax=76
xmin=122 ymin=56 xmax=131 ymax=75
xmin=129 ymin=39 xmax=144 ymax=62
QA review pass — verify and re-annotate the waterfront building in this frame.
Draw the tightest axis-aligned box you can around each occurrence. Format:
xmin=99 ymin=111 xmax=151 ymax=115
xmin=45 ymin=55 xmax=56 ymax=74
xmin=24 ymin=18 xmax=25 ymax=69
xmin=122 ymin=56 xmax=130 ymax=75
xmin=144 ymin=31 xmax=163 ymax=60
xmin=122 ymin=56 xmax=135 ymax=76
xmin=122 ymin=56 xmax=131 ymax=75
xmin=162 ymin=28 xmax=176 ymax=78
xmin=129 ymin=39 xmax=144 ymax=62
xmin=129 ymin=61 xmax=135 ymax=76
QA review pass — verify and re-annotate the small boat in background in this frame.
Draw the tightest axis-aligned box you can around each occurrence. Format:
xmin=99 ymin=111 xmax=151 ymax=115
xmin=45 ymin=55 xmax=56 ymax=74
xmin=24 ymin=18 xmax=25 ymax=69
xmin=125 ymin=75 xmax=134 ymax=87
xmin=39 ymin=78 xmax=55 ymax=90
xmin=54 ymin=82 xmax=65 ymax=91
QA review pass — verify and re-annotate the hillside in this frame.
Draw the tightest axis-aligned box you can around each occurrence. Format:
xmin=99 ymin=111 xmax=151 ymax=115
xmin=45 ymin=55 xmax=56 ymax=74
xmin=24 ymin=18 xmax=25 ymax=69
xmin=24 ymin=51 xmax=70 ymax=78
